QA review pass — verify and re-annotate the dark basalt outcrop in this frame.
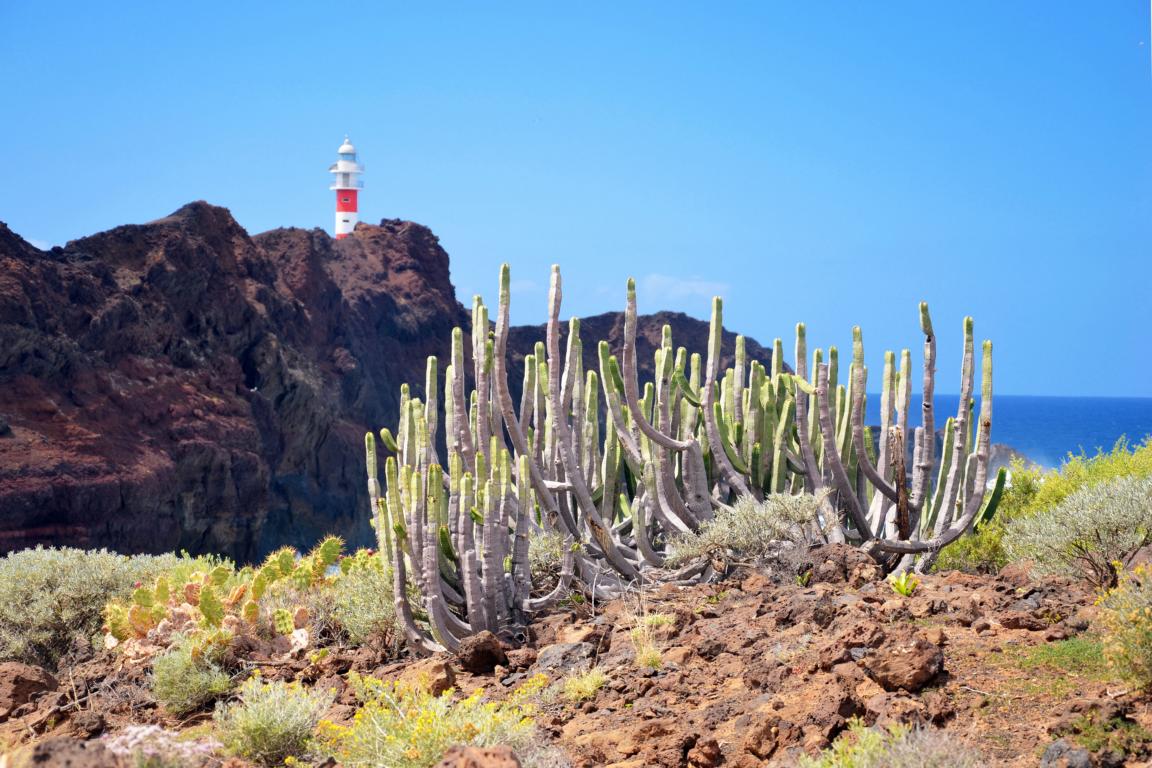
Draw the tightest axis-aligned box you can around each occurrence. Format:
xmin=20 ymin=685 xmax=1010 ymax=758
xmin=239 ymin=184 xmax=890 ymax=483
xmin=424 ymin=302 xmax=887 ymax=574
xmin=0 ymin=204 xmax=770 ymax=561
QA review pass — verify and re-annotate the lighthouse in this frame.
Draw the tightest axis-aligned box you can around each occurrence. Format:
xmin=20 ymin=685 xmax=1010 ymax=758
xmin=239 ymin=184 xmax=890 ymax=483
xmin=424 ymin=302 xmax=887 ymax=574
xmin=329 ymin=136 xmax=363 ymax=239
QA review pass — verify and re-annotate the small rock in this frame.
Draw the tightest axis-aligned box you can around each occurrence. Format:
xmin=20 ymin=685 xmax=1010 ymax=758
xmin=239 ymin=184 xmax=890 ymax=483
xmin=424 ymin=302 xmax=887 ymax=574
xmin=665 ymin=646 xmax=694 ymax=665
xmin=971 ymin=618 xmax=993 ymax=633
xmin=435 ymin=744 xmax=522 ymax=768
xmin=687 ymin=736 xmax=723 ymax=767
xmin=861 ymin=634 xmax=944 ymax=692
xmin=999 ymin=611 xmax=1047 ymax=631
xmin=69 ymin=709 xmax=106 ymax=738
xmin=865 ymin=692 xmax=928 ymax=726
xmin=505 ymin=647 xmax=537 ymax=669
xmin=557 ymin=625 xmax=606 ymax=648
xmin=923 ymin=627 xmax=948 ymax=647
xmin=0 ymin=662 xmax=57 ymax=722
xmin=533 ymin=642 xmax=593 ymax=674
xmin=456 ymin=630 xmax=508 ymax=674
xmin=1040 ymin=738 xmax=1092 ymax=768
xmin=398 ymin=657 xmax=455 ymax=696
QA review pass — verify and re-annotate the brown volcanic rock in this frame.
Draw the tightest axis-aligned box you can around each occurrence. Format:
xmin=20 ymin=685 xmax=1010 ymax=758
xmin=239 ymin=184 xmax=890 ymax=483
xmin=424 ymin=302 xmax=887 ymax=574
xmin=0 ymin=207 xmax=771 ymax=560
xmin=0 ymin=206 xmax=466 ymax=559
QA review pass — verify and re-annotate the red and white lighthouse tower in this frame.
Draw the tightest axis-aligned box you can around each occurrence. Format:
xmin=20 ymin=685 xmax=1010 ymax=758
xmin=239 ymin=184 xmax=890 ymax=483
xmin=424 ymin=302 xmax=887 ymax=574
xmin=329 ymin=136 xmax=363 ymax=239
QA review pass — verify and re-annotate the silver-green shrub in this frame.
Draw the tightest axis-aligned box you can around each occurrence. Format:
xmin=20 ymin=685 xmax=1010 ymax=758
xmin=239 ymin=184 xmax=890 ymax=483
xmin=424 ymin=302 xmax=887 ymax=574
xmin=331 ymin=561 xmax=400 ymax=646
xmin=1005 ymin=474 xmax=1152 ymax=588
xmin=214 ymin=676 xmax=334 ymax=766
xmin=527 ymin=530 xmax=569 ymax=594
xmin=0 ymin=546 xmax=179 ymax=669
xmin=667 ymin=493 xmax=820 ymax=566
xmin=800 ymin=721 xmax=982 ymax=768
xmin=151 ymin=633 xmax=233 ymax=715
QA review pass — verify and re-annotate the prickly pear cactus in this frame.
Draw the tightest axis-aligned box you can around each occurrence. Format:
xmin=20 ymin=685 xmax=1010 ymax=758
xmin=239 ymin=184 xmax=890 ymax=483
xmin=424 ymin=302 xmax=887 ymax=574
xmin=198 ymin=584 xmax=224 ymax=627
xmin=272 ymin=608 xmax=294 ymax=636
xmin=241 ymin=600 xmax=260 ymax=624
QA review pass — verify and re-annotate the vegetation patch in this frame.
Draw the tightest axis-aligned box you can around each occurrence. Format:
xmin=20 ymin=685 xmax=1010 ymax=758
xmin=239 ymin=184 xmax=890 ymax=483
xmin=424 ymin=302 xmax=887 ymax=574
xmin=1097 ymin=564 xmax=1152 ymax=691
xmin=318 ymin=673 xmax=548 ymax=768
xmin=562 ymin=668 xmax=607 ymax=702
xmin=151 ymin=632 xmax=233 ymax=716
xmin=214 ymin=676 xmax=334 ymax=766
xmin=939 ymin=438 xmax=1152 ymax=574
xmin=799 ymin=718 xmax=982 ymax=767
xmin=1005 ymin=474 xmax=1152 ymax=587
xmin=668 ymin=493 xmax=819 ymax=567
xmin=0 ymin=547 xmax=179 ymax=669
xmin=1053 ymin=713 xmax=1152 ymax=756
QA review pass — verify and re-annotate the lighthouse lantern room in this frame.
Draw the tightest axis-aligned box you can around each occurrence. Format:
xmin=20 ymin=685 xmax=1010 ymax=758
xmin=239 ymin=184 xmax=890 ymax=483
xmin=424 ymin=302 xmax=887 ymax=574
xmin=329 ymin=136 xmax=363 ymax=239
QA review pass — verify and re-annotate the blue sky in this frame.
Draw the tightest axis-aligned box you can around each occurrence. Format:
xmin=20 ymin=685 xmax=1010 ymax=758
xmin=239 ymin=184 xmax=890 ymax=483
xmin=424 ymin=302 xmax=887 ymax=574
xmin=1 ymin=2 xmax=1149 ymax=396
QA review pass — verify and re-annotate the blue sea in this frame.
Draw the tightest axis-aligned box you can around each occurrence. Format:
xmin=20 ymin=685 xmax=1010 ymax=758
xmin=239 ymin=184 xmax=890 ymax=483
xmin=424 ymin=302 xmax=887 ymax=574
xmin=865 ymin=395 xmax=1152 ymax=470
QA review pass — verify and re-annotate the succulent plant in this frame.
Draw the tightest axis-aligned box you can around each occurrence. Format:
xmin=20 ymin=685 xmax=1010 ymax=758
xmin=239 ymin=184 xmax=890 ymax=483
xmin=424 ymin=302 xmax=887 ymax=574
xmin=366 ymin=264 xmax=1000 ymax=654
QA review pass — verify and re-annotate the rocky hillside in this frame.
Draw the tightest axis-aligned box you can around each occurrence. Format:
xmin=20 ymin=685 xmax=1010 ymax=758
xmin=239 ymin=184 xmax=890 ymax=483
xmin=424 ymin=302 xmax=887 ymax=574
xmin=0 ymin=205 xmax=770 ymax=561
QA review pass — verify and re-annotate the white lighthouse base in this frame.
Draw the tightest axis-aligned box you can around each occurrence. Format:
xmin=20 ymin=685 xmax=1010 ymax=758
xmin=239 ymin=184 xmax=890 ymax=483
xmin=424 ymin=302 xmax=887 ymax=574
xmin=335 ymin=212 xmax=358 ymax=239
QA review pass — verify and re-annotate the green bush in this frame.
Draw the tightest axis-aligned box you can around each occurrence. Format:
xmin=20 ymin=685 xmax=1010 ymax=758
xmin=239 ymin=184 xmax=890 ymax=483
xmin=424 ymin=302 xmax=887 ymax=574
xmin=151 ymin=633 xmax=233 ymax=715
xmin=330 ymin=556 xmax=399 ymax=646
xmin=1098 ymin=564 xmax=1152 ymax=692
xmin=938 ymin=437 xmax=1152 ymax=574
xmin=214 ymin=676 xmax=334 ymax=766
xmin=0 ymin=547 xmax=179 ymax=669
xmin=799 ymin=719 xmax=981 ymax=767
xmin=667 ymin=493 xmax=819 ymax=566
xmin=1004 ymin=474 xmax=1152 ymax=588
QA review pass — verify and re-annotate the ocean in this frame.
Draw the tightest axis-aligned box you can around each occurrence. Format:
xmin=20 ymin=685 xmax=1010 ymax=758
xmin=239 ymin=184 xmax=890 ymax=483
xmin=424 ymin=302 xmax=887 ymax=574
xmin=865 ymin=395 xmax=1152 ymax=470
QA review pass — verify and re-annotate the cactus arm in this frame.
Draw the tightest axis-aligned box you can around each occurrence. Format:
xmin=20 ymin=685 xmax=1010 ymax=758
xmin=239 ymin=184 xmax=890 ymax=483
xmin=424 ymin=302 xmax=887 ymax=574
xmin=770 ymin=394 xmax=796 ymax=493
xmin=546 ymin=266 xmax=640 ymax=580
xmin=680 ymin=441 xmax=714 ymax=520
xmin=974 ymin=465 xmax=1007 ymax=530
xmin=620 ymin=280 xmax=694 ymax=451
xmin=815 ymin=362 xmax=872 ymax=539
xmin=933 ymin=317 xmax=976 ymax=535
xmin=425 ymin=357 xmax=441 ymax=468
xmin=491 ymin=265 xmax=571 ymax=540
xmin=449 ymin=328 xmax=475 ymax=469
xmin=701 ymin=297 xmax=752 ymax=496
xmin=597 ymin=343 xmax=645 ymax=470
xmin=960 ymin=340 xmax=994 ymax=521
xmin=850 ymin=357 xmax=903 ymax=507
xmin=420 ymin=466 xmax=465 ymax=650
xmin=791 ymin=324 xmax=824 ymax=497
xmin=910 ymin=302 xmax=937 ymax=509
xmin=634 ymin=468 xmax=667 ymax=566
xmin=922 ymin=416 xmax=955 ymax=534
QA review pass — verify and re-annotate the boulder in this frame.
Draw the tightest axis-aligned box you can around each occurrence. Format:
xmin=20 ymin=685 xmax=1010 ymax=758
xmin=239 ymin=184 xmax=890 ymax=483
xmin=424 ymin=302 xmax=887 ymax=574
xmin=860 ymin=634 xmax=944 ymax=692
xmin=455 ymin=631 xmax=508 ymax=674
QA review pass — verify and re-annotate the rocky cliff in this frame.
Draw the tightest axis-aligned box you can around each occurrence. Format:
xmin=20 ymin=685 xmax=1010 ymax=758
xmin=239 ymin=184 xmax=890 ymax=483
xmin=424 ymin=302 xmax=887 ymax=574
xmin=0 ymin=204 xmax=769 ymax=561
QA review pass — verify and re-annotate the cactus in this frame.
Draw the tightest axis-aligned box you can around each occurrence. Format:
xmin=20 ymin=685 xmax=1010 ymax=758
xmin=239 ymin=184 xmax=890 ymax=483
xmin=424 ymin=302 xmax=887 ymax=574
xmin=241 ymin=599 xmax=260 ymax=624
xmin=364 ymin=264 xmax=997 ymax=652
xmin=198 ymin=584 xmax=224 ymax=627
xmin=272 ymin=608 xmax=295 ymax=636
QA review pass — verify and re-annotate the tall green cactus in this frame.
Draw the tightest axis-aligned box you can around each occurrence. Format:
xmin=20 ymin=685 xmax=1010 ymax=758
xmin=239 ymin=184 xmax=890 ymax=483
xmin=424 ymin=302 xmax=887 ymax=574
xmin=364 ymin=264 xmax=997 ymax=652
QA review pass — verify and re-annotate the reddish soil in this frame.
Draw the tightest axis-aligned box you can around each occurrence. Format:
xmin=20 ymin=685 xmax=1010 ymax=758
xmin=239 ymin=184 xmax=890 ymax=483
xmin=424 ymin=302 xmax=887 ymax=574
xmin=3 ymin=551 xmax=1149 ymax=767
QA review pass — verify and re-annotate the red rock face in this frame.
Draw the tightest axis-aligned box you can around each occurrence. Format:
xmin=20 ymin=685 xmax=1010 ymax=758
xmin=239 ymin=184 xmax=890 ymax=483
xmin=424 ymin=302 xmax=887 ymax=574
xmin=0 ymin=203 xmax=466 ymax=561
xmin=0 ymin=204 xmax=771 ymax=561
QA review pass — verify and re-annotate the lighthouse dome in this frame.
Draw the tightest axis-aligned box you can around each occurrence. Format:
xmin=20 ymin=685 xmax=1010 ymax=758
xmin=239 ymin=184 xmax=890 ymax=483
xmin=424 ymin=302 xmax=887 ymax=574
xmin=338 ymin=137 xmax=356 ymax=155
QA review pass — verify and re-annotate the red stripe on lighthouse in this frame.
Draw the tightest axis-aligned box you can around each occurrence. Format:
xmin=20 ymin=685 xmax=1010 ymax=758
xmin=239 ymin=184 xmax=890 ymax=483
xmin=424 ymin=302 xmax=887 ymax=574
xmin=336 ymin=189 xmax=358 ymax=212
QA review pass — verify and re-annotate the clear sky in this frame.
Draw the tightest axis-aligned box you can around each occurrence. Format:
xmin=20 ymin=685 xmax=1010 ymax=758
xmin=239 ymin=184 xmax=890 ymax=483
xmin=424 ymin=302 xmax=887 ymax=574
xmin=1 ymin=2 xmax=1149 ymax=397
